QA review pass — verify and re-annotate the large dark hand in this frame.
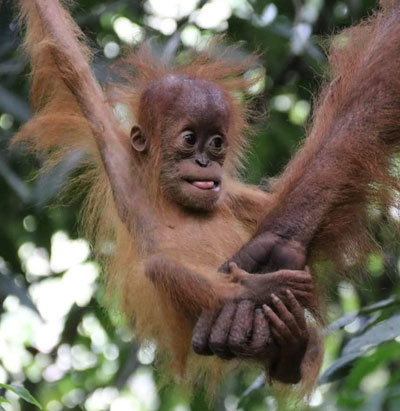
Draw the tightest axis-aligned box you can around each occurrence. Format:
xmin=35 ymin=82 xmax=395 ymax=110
xmin=192 ymin=232 xmax=307 ymax=360
xmin=192 ymin=301 xmax=272 ymax=359
xmin=220 ymin=232 xmax=306 ymax=274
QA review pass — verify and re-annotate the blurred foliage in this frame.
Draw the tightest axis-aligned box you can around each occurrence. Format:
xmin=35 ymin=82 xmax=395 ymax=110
xmin=1 ymin=0 xmax=400 ymax=410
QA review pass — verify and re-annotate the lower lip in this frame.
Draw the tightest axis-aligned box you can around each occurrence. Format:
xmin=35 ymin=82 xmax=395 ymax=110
xmin=186 ymin=180 xmax=221 ymax=192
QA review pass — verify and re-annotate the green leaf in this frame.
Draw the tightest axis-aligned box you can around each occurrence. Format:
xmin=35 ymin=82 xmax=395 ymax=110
xmin=0 ymin=384 xmax=42 ymax=409
xmin=324 ymin=297 xmax=397 ymax=335
xmin=320 ymin=313 xmax=400 ymax=384
xmin=345 ymin=342 xmax=400 ymax=390
xmin=343 ymin=313 xmax=400 ymax=356
xmin=0 ymin=397 xmax=8 ymax=404
xmin=319 ymin=351 xmax=361 ymax=384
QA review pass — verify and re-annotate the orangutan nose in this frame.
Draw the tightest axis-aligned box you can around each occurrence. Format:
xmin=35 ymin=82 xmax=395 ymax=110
xmin=195 ymin=154 xmax=210 ymax=167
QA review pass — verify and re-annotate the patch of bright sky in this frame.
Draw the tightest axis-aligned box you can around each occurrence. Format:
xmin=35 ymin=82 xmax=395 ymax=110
xmin=137 ymin=342 xmax=156 ymax=365
xmin=302 ymin=0 xmax=323 ymax=23
xmin=30 ymin=261 xmax=98 ymax=321
xmin=0 ymin=306 xmax=36 ymax=372
xmin=50 ymin=231 xmax=90 ymax=273
xmin=146 ymin=15 xmax=177 ymax=35
xmin=181 ymin=25 xmax=213 ymax=50
xmin=104 ymin=41 xmax=120 ymax=59
xmin=113 ymin=17 xmax=144 ymax=45
xmin=192 ymin=0 xmax=231 ymax=30
xmin=291 ymin=23 xmax=312 ymax=54
xmin=252 ymin=3 xmax=277 ymax=27
xmin=85 ymin=387 xmax=119 ymax=411
xmin=128 ymin=367 xmax=159 ymax=410
xmin=144 ymin=0 xmax=257 ymax=34
xmin=272 ymin=94 xmax=296 ymax=112
xmin=291 ymin=0 xmax=323 ymax=54
xmin=181 ymin=24 xmax=202 ymax=47
xmin=0 ymin=230 xmax=100 ymax=385
xmin=0 ymin=225 xmax=152 ymax=411
xmin=145 ymin=0 xmax=199 ymax=19
xmin=230 ymin=0 xmax=253 ymax=19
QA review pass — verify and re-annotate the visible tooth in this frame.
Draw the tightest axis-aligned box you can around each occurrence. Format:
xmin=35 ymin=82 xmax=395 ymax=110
xmin=192 ymin=181 xmax=215 ymax=189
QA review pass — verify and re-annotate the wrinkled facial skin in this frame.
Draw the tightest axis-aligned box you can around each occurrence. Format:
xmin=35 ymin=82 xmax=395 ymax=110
xmin=136 ymin=75 xmax=231 ymax=212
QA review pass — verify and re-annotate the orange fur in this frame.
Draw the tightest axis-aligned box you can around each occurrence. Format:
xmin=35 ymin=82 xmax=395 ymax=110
xmin=12 ymin=0 xmax=400 ymax=397
xmin=13 ymin=0 xmax=272 ymax=391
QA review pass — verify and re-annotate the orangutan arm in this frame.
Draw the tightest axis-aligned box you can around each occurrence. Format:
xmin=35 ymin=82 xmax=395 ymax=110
xmin=200 ymin=5 xmax=400 ymax=363
xmin=18 ymin=0 xmax=155 ymax=243
xmin=223 ymin=5 xmax=400 ymax=274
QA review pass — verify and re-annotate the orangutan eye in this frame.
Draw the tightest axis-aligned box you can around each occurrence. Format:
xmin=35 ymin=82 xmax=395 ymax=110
xmin=183 ymin=132 xmax=196 ymax=146
xmin=209 ymin=136 xmax=223 ymax=149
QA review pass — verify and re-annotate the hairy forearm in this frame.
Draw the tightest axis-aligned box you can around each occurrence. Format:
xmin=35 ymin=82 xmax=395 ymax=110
xmin=260 ymin=134 xmax=360 ymax=245
xmin=146 ymin=254 xmax=220 ymax=319
xmin=22 ymin=0 xmax=155 ymax=240
xmin=260 ymin=7 xmax=400 ymax=247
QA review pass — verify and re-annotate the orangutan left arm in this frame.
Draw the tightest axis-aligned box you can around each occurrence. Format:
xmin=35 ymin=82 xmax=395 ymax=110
xmin=223 ymin=4 xmax=400 ymax=274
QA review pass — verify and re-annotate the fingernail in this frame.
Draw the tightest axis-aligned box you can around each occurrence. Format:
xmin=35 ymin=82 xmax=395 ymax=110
xmin=271 ymin=293 xmax=278 ymax=301
xmin=286 ymin=289 xmax=291 ymax=295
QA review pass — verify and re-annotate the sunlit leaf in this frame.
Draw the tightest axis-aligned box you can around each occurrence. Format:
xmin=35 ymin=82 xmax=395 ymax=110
xmin=324 ymin=297 xmax=397 ymax=335
xmin=321 ymin=314 xmax=400 ymax=384
xmin=343 ymin=313 xmax=400 ymax=356
xmin=0 ymin=384 xmax=42 ymax=409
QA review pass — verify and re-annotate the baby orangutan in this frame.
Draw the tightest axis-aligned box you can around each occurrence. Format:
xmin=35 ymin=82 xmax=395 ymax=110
xmin=15 ymin=0 xmax=400 ymax=396
xmin=14 ymin=0 xmax=321 ymax=389
xmin=135 ymin=75 xmax=320 ymax=384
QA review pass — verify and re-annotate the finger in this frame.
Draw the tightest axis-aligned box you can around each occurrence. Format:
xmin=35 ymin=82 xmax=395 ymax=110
xmin=209 ymin=303 xmax=237 ymax=359
xmin=192 ymin=308 xmax=220 ymax=355
xmin=266 ymin=270 xmax=312 ymax=285
xmin=228 ymin=262 xmax=249 ymax=282
xmin=227 ymin=300 xmax=255 ymax=356
xmin=270 ymin=325 xmax=286 ymax=346
xmin=228 ymin=262 xmax=239 ymax=273
xmin=263 ymin=304 xmax=291 ymax=343
xmin=286 ymin=282 xmax=314 ymax=291
xmin=264 ymin=308 xmax=286 ymax=346
xmin=286 ymin=290 xmax=307 ymax=330
xmin=271 ymin=294 xmax=301 ymax=338
xmin=250 ymin=308 xmax=270 ymax=354
xmin=289 ymin=270 xmax=313 ymax=283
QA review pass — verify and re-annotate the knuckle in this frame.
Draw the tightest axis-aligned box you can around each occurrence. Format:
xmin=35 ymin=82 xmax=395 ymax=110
xmin=228 ymin=336 xmax=248 ymax=354
xmin=208 ymin=337 xmax=225 ymax=352
xmin=192 ymin=337 xmax=212 ymax=355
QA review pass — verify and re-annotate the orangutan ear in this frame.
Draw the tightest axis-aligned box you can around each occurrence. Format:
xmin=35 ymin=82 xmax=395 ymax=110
xmin=130 ymin=125 xmax=147 ymax=152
